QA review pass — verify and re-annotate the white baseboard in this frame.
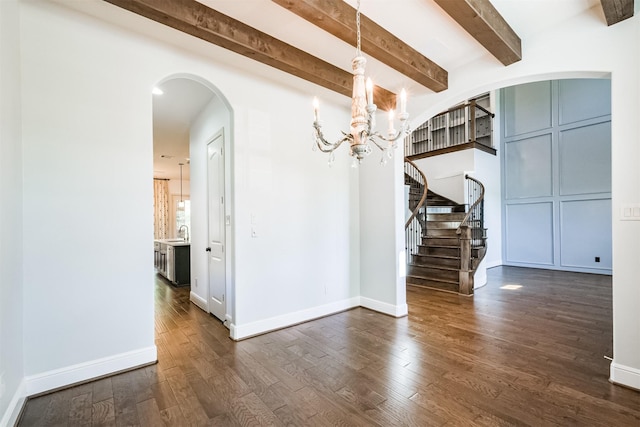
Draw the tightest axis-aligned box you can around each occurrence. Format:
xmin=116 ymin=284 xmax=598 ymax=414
xmin=190 ymin=291 xmax=208 ymax=312
xmin=610 ymin=361 xmax=640 ymax=391
xmin=485 ymin=260 xmax=503 ymax=269
xmin=25 ymin=346 xmax=157 ymax=397
xmin=1 ymin=379 xmax=26 ymax=427
xmin=360 ymin=297 xmax=408 ymax=317
xmin=223 ymin=315 xmax=232 ymax=330
xmin=230 ymin=297 xmax=360 ymax=340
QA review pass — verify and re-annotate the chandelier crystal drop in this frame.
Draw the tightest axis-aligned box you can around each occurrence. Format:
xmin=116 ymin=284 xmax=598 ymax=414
xmin=312 ymin=0 xmax=410 ymax=166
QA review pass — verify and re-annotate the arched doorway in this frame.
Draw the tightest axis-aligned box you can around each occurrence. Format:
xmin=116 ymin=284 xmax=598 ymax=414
xmin=152 ymin=75 xmax=235 ymax=329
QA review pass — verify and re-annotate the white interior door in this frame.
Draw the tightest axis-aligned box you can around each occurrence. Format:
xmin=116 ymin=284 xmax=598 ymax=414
xmin=207 ymin=133 xmax=225 ymax=321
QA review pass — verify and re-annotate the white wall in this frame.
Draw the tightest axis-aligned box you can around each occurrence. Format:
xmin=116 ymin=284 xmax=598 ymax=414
xmin=415 ymin=150 xmax=474 ymax=204
xmin=230 ymin=89 xmax=360 ymax=337
xmin=0 ymin=0 xmax=25 ymax=424
xmin=360 ymin=151 xmax=407 ymax=317
xmin=20 ymin=0 xmax=157 ymax=390
xmin=405 ymin=7 xmax=640 ymax=390
xmin=473 ymin=150 xmax=503 ymax=270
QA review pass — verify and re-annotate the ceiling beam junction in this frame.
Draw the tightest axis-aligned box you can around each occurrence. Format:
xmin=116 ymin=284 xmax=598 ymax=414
xmin=103 ymin=0 xmax=398 ymax=109
xmin=433 ymin=0 xmax=522 ymax=66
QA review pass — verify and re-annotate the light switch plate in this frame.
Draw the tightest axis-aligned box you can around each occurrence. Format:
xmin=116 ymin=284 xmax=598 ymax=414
xmin=621 ymin=203 xmax=640 ymax=221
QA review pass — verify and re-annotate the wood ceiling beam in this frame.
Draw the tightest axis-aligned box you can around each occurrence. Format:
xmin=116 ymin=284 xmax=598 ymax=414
xmin=271 ymin=0 xmax=448 ymax=93
xmin=600 ymin=0 xmax=634 ymax=26
xmin=433 ymin=0 xmax=521 ymax=66
xmin=102 ymin=0 xmax=398 ymax=110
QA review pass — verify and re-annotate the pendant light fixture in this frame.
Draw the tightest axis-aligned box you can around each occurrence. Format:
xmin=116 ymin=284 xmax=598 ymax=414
xmin=178 ymin=163 xmax=185 ymax=208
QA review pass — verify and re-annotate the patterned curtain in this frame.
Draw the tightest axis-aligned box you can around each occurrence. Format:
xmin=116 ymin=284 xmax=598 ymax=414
xmin=153 ymin=179 xmax=170 ymax=239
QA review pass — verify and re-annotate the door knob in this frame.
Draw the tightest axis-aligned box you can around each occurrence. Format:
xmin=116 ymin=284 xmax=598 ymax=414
xmin=205 ymin=247 xmax=211 ymax=252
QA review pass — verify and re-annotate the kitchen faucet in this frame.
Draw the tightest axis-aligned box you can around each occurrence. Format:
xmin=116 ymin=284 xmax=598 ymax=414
xmin=178 ymin=225 xmax=189 ymax=242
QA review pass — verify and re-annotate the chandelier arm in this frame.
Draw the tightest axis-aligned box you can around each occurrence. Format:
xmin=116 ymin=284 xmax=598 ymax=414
xmin=315 ymin=137 xmax=349 ymax=153
xmin=367 ymin=135 xmax=389 ymax=151
xmin=369 ymin=129 xmax=408 ymax=144
xmin=313 ymin=124 xmax=337 ymax=148
xmin=370 ymin=119 xmax=411 ymax=143
xmin=313 ymin=124 xmax=351 ymax=152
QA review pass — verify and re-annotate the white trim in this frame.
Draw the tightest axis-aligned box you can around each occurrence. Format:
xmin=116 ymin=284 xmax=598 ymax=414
xmin=223 ymin=314 xmax=233 ymax=330
xmin=0 ymin=379 xmax=26 ymax=427
xmin=24 ymin=346 xmax=157 ymax=397
xmin=190 ymin=291 xmax=208 ymax=312
xmin=474 ymin=269 xmax=488 ymax=290
xmin=485 ymin=260 xmax=503 ymax=269
xmin=360 ymin=297 xmax=408 ymax=317
xmin=610 ymin=362 xmax=640 ymax=391
xmin=230 ymin=297 xmax=360 ymax=340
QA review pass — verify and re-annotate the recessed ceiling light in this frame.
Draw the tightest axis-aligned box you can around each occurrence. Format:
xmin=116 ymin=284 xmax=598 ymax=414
xmin=152 ymin=87 xmax=164 ymax=95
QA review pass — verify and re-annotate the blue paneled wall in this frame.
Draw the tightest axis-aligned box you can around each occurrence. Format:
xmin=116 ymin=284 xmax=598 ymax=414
xmin=501 ymin=79 xmax=612 ymax=274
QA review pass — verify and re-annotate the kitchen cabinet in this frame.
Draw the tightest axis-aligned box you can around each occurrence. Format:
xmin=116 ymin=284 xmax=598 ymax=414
xmin=154 ymin=240 xmax=190 ymax=286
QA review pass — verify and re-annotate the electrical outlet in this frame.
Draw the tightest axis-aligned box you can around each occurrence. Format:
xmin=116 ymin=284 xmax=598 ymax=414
xmin=595 ymin=257 xmax=600 ymax=263
xmin=195 ymin=278 xmax=198 ymax=288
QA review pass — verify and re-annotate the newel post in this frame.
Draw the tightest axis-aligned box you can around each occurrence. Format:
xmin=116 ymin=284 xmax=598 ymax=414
xmin=458 ymin=225 xmax=474 ymax=295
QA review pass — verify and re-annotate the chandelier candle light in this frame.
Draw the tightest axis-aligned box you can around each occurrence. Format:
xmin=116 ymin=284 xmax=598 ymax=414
xmin=312 ymin=0 xmax=410 ymax=166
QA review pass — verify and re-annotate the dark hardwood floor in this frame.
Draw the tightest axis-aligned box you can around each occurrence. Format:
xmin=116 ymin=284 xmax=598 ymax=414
xmin=18 ymin=267 xmax=640 ymax=426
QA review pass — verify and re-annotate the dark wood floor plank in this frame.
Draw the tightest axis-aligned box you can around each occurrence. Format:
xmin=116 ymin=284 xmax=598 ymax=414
xmin=68 ymin=392 xmax=92 ymax=426
xmin=135 ymin=398 xmax=165 ymax=427
xmin=164 ymin=372 xmax=210 ymax=425
xmin=158 ymin=405 xmax=186 ymax=425
xmin=186 ymin=372 xmax=227 ymax=419
xmin=234 ymin=392 xmax=284 ymax=426
xmin=91 ymin=378 xmax=113 ymax=403
xmin=17 ymin=268 xmax=640 ymax=426
xmin=16 ymin=394 xmax=50 ymax=426
xmin=147 ymin=380 xmax=177 ymax=412
xmin=91 ymin=398 xmax=115 ymax=426
xmin=42 ymin=392 xmax=72 ymax=426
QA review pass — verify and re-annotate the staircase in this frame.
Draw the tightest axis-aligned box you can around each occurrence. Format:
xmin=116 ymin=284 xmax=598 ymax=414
xmin=405 ymin=159 xmax=487 ymax=295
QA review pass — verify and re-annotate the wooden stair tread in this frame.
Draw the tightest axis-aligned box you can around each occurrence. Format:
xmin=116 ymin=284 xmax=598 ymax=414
xmin=414 ymin=253 xmax=460 ymax=259
xmin=418 ymin=244 xmax=459 ymax=249
xmin=408 ymin=262 xmax=459 ymax=271
xmin=406 ymin=273 xmax=458 ymax=283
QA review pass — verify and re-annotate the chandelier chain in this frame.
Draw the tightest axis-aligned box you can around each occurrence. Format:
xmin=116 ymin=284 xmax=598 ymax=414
xmin=356 ymin=0 xmax=362 ymax=56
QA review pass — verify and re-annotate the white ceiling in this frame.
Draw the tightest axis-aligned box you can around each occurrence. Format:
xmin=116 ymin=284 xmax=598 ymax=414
xmin=153 ymin=78 xmax=214 ymax=180
xmin=146 ymin=0 xmax=606 ymax=180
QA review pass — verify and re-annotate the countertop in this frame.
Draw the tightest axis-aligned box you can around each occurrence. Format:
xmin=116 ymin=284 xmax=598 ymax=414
xmin=155 ymin=239 xmax=191 ymax=247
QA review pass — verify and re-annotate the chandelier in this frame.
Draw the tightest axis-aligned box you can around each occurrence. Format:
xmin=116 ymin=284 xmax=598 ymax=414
xmin=312 ymin=0 xmax=410 ymax=166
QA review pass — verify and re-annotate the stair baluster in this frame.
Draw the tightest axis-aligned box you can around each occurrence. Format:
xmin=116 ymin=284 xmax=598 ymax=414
xmin=404 ymin=158 xmax=428 ymax=264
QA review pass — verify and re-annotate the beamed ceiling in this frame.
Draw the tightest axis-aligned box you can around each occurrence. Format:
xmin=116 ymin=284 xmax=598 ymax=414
xmin=102 ymin=0 xmax=633 ymax=110
xmin=82 ymin=0 xmax=633 ymax=180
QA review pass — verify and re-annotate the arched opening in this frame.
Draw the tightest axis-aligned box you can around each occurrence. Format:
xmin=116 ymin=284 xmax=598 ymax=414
xmin=403 ymin=73 xmax=614 ymax=378
xmin=152 ymin=74 xmax=235 ymax=332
